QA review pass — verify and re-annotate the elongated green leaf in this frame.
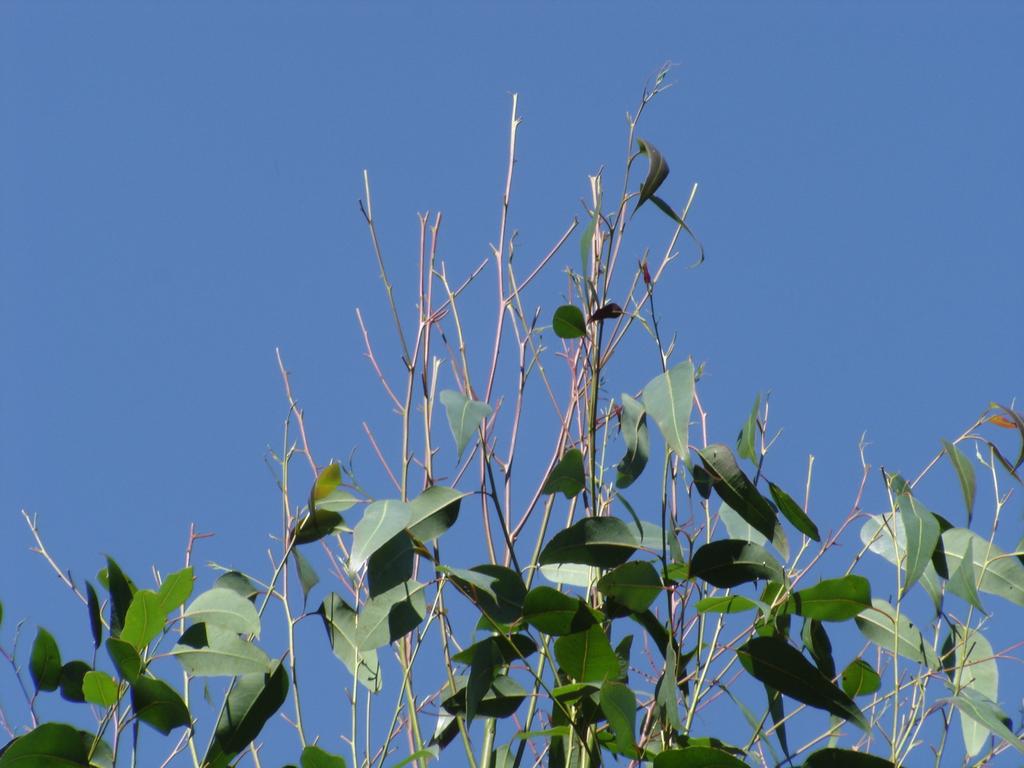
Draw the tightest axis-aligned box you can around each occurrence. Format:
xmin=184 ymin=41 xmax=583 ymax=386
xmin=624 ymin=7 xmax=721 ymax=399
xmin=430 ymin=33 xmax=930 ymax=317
xmin=319 ymin=593 xmax=382 ymax=692
xmin=699 ymin=445 xmax=782 ymax=552
xmin=655 ymin=644 xmax=682 ymax=731
xmin=452 ymin=634 xmax=537 ymax=665
xmin=444 ymin=564 xmax=526 ymax=624
xmin=86 ymin=581 xmax=103 ymax=650
xmin=204 ymin=661 xmax=289 ymax=767
xmin=841 ymin=659 xmax=881 ymax=697
xmin=292 ymin=548 xmax=320 ymax=604
xmin=82 ymin=670 xmax=120 ymax=708
xmin=696 ymin=595 xmax=759 ymax=614
xmin=538 ymin=562 xmax=599 ymax=588
xmin=466 ymin=637 xmax=502 ymax=724
xmin=156 ymin=567 xmax=194 ymax=615
xmin=293 ymin=508 xmax=347 ymax=545
xmin=855 ymin=599 xmax=939 ymax=669
xmin=58 ymin=660 xmax=90 ymax=703
xmin=615 ymin=394 xmax=649 ymax=489
xmin=653 ymin=746 xmax=749 ymax=767
xmin=541 ymin=449 xmax=586 ymax=498
xmin=688 ymin=539 xmax=783 ymax=588
xmin=350 ymin=500 xmax=411 ymax=571
xmin=301 ymin=745 xmax=348 ymax=768
xmin=600 ymin=681 xmax=637 ymax=754
xmin=538 ymin=516 xmax=639 ymax=568
xmin=442 ymin=674 xmax=526 ymax=719
xmin=106 ymin=637 xmax=141 ymax=682
xmin=130 ymin=675 xmax=190 ymax=734
xmin=940 ymin=528 xmax=1024 ymax=607
xmin=406 ymin=485 xmax=467 ymax=543
xmin=171 ymin=624 xmax=271 ymax=677
xmin=642 ymin=361 xmax=694 ymax=462
xmin=355 ymin=580 xmax=426 ymax=651
xmin=768 ymin=481 xmax=820 ymax=541
xmin=121 ymin=590 xmax=165 ymax=650
xmin=949 ymin=689 xmax=1024 ymax=754
xmin=896 ymin=494 xmax=940 ymax=596
xmin=737 ymin=636 xmax=867 ymax=729
xmin=802 ymin=619 xmax=836 ymax=680
xmin=439 ymin=389 xmax=492 ymax=461
xmin=784 ymin=575 xmax=871 ymax=622
xmin=311 ymin=462 xmax=342 ymax=504
xmin=105 ymin=557 xmax=135 ymax=636
xmin=802 ymin=748 xmax=895 ymax=767
xmin=860 ymin=513 xmax=944 ymax=611
xmin=552 ymin=304 xmax=586 ymax=339
xmin=554 ymin=624 xmax=619 ymax=683
xmin=30 ymin=627 xmax=61 ymax=692
xmin=738 ymin=393 xmax=760 ymax=463
xmin=718 ymin=501 xmax=766 ymax=546
xmin=0 ymin=723 xmax=99 ymax=767
xmin=367 ymin=531 xmax=414 ymax=597
xmin=948 ymin=538 xmax=984 ymax=611
xmin=635 ymin=138 xmax=669 ymax=210
xmin=943 ymin=625 xmax=998 ymax=756
xmin=942 ymin=439 xmax=976 ymax=523
xmin=184 ymin=587 xmax=260 ymax=636
xmin=596 ymin=561 xmax=662 ymax=613
xmin=523 ymin=587 xmax=601 ymax=636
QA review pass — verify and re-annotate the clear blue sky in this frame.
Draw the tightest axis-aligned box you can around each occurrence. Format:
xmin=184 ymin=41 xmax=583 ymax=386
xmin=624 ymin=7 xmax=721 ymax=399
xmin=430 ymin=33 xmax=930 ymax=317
xmin=2 ymin=3 xmax=1022 ymax=766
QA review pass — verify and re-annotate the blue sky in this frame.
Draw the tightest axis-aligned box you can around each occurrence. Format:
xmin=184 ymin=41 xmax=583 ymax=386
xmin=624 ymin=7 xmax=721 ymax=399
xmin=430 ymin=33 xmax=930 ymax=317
xmin=2 ymin=3 xmax=1022 ymax=766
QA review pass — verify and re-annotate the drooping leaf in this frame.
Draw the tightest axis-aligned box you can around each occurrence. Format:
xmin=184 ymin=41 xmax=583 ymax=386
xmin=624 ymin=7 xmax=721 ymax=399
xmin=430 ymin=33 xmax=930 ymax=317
xmin=350 ymin=500 xmax=412 ymax=571
xmin=940 ymin=528 xmax=1024 ymax=607
xmin=354 ymin=580 xmax=426 ymax=651
xmin=554 ymin=624 xmax=619 ymax=683
xmin=948 ymin=538 xmax=984 ymax=612
xmin=82 ymin=670 xmax=120 ymax=708
xmin=367 ymin=531 xmax=414 ymax=597
xmin=859 ymin=514 xmax=944 ymax=612
xmin=801 ymin=619 xmax=836 ymax=680
xmin=737 ymin=393 xmax=760 ymax=463
xmin=841 ymin=659 xmax=881 ymax=697
xmin=896 ymin=494 xmax=940 ymax=596
xmin=523 ymin=587 xmax=601 ymax=636
xmin=86 ymin=581 xmax=103 ymax=650
xmin=942 ymin=439 xmax=976 ymax=523
xmin=538 ymin=562 xmax=599 ymax=588
xmin=105 ymin=557 xmax=135 ymax=637
xmin=736 ymin=636 xmax=867 ymax=729
xmin=635 ymin=138 xmax=669 ymax=210
xmin=300 ymin=745 xmax=348 ymax=768
xmin=105 ymin=637 xmax=141 ymax=682
xmin=57 ymin=660 xmax=90 ymax=703
xmin=653 ymin=746 xmax=749 ymax=768
xmin=688 ymin=539 xmax=784 ymax=588
xmin=292 ymin=548 xmax=320 ymax=604
xmin=184 ymin=587 xmax=261 ymax=636
xmin=642 ymin=361 xmax=694 ymax=462
xmin=615 ymin=394 xmax=650 ymax=489
xmin=156 ymin=567 xmax=194 ymax=615
xmin=718 ymin=501 xmax=767 ymax=546
xmin=204 ymin=661 xmax=290 ymax=767
xmin=855 ymin=599 xmax=939 ymax=669
xmin=768 ymin=481 xmax=820 ymax=541
xmin=949 ymin=689 xmax=1024 ymax=755
xmin=990 ymin=402 xmax=1024 ymax=471
xmin=406 ymin=485 xmax=467 ymax=543
xmin=443 ymin=564 xmax=526 ymax=624
xmin=802 ymin=748 xmax=895 ymax=767
xmin=466 ymin=637 xmax=503 ymax=724
xmin=293 ymin=509 xmax=347 ymax=546
xmin=311 ymin=462 xmax=342 ymax=505
xmin=538 ymin=516 xmax=639 ymax=568
xmin=214 ymin=571 xmax=260 ymax=601
xmin=29 ymin=627 xmax=62 ymax=692
xmin=439 ymin=389 xmax=492 ymax=461
xmin=552 ymin=305 xmax=587 ymax=339
xmin=783 ymin=575 xmax=871 ymax=622
xmin=541 ymin=449 xmax=586 ymax=499
xmin=698 ymin=445 xmax=782 ymax=552
xmin=943 ymin=625 xmax=999 ymax=756
xmin=600 ymin=681 xmax=637 ymax=754
xmin=654 ymin=645 xmax=682 ymax=731
xmin=0 ymin=723 xmax=99 ymax=767
xmin=171 ymin=624 xmax=271 ymax=677
xmin=696 ymin=595 xmax=760 ymax=615
xmin=596 ymin=561 xmax=662 ymax=613
xmin=588 ymin=302 xmax=624 ymax=323
xmin=452 ymin=634 xmax=537 ymax=665
xmin=121 ymin=590 xmax=166 ymax=651
xmin=441 ymin=674 xmax=526 ymax=719
xmin=130 ymin=675 xmax=191 ymax=735
xmin=319 ymin=593 xmax=382 ymax=692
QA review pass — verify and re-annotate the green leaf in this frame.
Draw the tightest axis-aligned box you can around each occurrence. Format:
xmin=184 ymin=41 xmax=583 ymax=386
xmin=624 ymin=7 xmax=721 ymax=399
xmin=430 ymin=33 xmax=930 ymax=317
xmin=635 ymin=138 xmax=669 ymax=210
xmin=615 ymin=394 xmax=649 ymax=489
xmin=653 ymin=746 xmax=749 ymax=767
xmin=292 ymin=547 xmax=320 ymax=604
xmin=86 ymin=581 xmax=103 ymax=650
xmin=948 ymin=538 xmax=984 ymax=611
xmin=768 ymin=481 xmax=820 ymax=541
xmin=949 ymin=689 xmax=1024 ymax=755
xmin=184 ymin=587 xmax=260 ymax=636
xmin=654 ymin=645 xmax=682 ymax=731
xmin=204 ymin=661 xmax=290 ymax=767
xmin=156 ymin=567 xmax=194 ymax=615
xmin=388 ymin=749 xmax=440 ymax=768
xmin=29 ymin=627 xmax=61 ymax=692
xmin=940 ymin=528 xmax=1024 ymax=607
xmin=105 ymin=637 xmax=141 ymax=682
xmin=783 ymin=575 xmax=871 ymax=622
xmin=596 ymin=561 xmax=662 ymax=613
xmin=406 ymin=485 xmax=467 ymax=543
xmin=350 ymin=500 xmax=411 ymax=571
xmin=82 ymin=670 xmax=120 ymax=708
xmin=307 ymin=463 xmax=356 ymax=518
xmin=737 ymin=636 xmax=867 ymax=729
xmin=311 ymin=462 xmax=342 ymax=504
xmin=319 ymin=593 xmax=382 ymax=692
xmin=737 ymin=393 xmax=760 ymax=463
xmin=442 ymin=674 xmax=526 ymax=719
xmin=105 ymin=557 xmax=135 ymax=636
xmin=355 ymin=580 xmax=426 ymax=651
xmin=58 ymin=660 xmax=90 ymax=703
xmin=121 ymin=590 xmax=166 ymax=650
xmin=293 ymin=508 xmax=347 ymax=545
xmin=301 ymin=745 xmax=348 ymax=768
xmin=541 ymin=449 xmax=586 ymax=498
xmin=215 ymin=571 xmax=260 ymax=601
xmin=439 ymin=389 xmax=492 ymax=461
xmin=0 ymin=723 xmax=97 ymax=767
xmin=553 ymin=624 xmax=619 ymax=683
xmin=642 ymin=361 xmax=694 ymax=462
xmin=802 ymin=748 xmax=895 ymax=767
xmin=444 ymin=564 xmax=526 ymax=624
xmin=855 ymin=599 xmax=939 ymax=669
xmin=552 ymin=304 xmax=586 ymax=339
xmin=600 ymin=681 xmax=636 ymax=754
xmin=367 ymin=532 xmax=414 ymax=597
xmin=171 ymin=623 xmax=272 ymax=676
xmin=696 ymin=595 xmax=760 ymax=615
xmin=801 ymin=619 xmax=836 ymax=680
xmin=942 ymin=439 xmax=976 ymax=523
xmin=896 ymin=494 xmax=940 ymax=596
xmin=718 ymin=501 xmax=766 ymax=546
xmin=943 ymin=625 xmax=999 ymax=756
xmin=538 ymin=516 xmax=639 ymax=568
xmin=698 ymin=445 xmax=782 ymax=552
xmin=841 ymin=659 xmax=881 ymax=697
xmin=523 ymin=587 xmax=602 ymax=636
xmin=538 ymin=562 xmax=599 ymax=588
xmin=130 ymin=675 xmax=190 ymax=734
xmin=860 ymin=513 xmax=944 ymax=611
xmin=452 ymin=634 xmax=537 ymax=665
xmin=466 ymin=637 xmax=502 ymax=724
xmin=688 ymin=539 xmax=783 ymax=588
